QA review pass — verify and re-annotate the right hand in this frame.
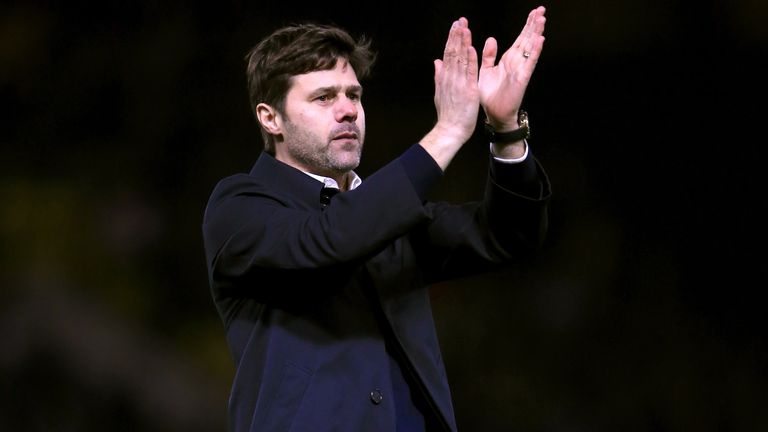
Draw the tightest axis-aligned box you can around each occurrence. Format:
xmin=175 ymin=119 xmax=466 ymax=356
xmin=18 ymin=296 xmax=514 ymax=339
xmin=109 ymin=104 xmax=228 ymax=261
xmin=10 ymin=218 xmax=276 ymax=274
xmin=420 ymin=17 xmax=480 ymax=170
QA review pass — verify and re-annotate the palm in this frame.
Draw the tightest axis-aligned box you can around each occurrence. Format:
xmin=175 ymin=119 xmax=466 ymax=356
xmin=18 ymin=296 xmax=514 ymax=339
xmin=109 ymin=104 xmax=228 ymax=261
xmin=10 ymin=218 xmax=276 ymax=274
xmin=479 ymin=56 xmax=531 ymax=125
xmin=478 ymin=6 xmax=546 ymax=130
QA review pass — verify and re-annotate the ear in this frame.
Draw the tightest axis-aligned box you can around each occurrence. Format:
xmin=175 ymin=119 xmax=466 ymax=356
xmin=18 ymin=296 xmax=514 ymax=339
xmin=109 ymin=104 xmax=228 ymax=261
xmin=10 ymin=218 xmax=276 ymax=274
xmin=256 ymin=103 xmax=282 ymax=135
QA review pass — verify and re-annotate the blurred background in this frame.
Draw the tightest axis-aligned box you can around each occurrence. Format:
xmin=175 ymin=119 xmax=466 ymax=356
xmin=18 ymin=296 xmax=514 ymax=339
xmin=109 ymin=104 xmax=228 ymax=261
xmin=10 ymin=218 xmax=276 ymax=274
xmin=2 ymin=0 xmax=767 ymax=430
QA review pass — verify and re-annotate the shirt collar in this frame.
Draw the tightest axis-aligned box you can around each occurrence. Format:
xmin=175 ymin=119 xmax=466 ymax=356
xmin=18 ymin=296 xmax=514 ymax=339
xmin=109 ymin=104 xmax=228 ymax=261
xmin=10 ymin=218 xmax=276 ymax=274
xmin=303 ymin=171 xmax=362 ymax=191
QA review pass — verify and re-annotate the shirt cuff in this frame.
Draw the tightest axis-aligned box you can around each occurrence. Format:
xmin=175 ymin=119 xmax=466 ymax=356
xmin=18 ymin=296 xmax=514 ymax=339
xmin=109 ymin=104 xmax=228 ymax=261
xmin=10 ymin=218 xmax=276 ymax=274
xmin=489 ymin=142 xmax=541 ymax=198
xmin=489 ymin=140 xmax=528 ymax=163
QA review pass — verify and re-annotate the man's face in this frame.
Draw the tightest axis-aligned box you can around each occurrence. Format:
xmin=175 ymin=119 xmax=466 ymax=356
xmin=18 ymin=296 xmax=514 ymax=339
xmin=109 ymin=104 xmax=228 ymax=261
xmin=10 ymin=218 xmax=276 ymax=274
xmin=276 ymin=58 xmax=365 ymax=179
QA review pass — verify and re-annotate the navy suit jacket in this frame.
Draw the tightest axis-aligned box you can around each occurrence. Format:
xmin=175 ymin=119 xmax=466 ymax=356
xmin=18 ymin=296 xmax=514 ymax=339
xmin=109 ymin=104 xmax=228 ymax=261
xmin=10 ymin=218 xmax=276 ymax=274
xmin=202 ymin=143 xmax=550 ymax=431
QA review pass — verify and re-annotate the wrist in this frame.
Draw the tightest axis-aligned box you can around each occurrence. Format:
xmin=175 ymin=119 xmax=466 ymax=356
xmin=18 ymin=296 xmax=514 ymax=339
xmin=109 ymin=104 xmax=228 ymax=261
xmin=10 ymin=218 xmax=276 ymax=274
xmin=485 ymin=113 xmax=519 ymax=132
xmin=484 ymin=110 xmax=530 ymax=144
xmin=491 ymin=141 xmax=527 ymax=160
xmin=419 ymin=125 xmax=465 ymax=171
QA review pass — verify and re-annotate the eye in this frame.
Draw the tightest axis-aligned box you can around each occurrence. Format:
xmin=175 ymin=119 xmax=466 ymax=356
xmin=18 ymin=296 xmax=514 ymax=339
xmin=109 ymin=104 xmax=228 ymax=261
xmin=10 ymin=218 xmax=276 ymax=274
xmin=348 ymin=93 xmax=361 ymax=102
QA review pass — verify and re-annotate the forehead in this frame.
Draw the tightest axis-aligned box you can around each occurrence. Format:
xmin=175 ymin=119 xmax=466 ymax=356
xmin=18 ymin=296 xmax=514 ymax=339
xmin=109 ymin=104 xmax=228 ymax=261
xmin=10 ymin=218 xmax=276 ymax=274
xmin=289 ymin=59 xmax=361 ymax=93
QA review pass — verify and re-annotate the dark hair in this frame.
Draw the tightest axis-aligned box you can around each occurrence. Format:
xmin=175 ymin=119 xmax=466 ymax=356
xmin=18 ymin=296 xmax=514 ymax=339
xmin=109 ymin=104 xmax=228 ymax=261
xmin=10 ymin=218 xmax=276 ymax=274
xmin=245 ymin=23 xmax=376 ymax=153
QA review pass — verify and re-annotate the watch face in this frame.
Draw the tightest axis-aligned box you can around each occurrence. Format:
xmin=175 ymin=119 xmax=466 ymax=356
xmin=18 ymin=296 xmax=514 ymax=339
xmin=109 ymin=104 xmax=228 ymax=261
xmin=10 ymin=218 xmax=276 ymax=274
xmin=519 ymin=110 xmax=530 ymax=139
xmin=519 ymin=110 xmax=529 ymax=126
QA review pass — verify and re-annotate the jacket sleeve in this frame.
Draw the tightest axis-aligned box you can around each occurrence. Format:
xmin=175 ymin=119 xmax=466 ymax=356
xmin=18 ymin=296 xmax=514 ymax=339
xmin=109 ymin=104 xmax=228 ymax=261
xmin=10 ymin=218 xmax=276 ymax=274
xmin=202 ymin=145 xmax=443 ymax=285
xmin=412 ymin=153 xmax=552 ymax=283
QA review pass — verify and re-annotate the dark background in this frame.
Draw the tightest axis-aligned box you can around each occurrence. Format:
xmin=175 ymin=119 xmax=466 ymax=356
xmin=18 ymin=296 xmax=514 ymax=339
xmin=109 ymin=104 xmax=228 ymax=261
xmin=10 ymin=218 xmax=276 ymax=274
xmin=2 ymin=1 xmax=767 ymax=431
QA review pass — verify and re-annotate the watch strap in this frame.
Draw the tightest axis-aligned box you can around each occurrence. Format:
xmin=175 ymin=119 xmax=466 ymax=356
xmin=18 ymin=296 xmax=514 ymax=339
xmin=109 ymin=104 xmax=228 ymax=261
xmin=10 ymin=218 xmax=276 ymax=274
xmin=484 ymin=110 xmax=530 ymax=143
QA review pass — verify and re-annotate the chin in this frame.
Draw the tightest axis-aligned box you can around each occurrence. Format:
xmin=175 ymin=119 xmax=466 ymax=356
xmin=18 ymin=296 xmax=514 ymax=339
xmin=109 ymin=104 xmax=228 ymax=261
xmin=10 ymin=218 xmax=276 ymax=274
xmin=335 ymin=160 xmax=360 ymax=172
xmin=330 ymin=150 xmax=361 ymax=171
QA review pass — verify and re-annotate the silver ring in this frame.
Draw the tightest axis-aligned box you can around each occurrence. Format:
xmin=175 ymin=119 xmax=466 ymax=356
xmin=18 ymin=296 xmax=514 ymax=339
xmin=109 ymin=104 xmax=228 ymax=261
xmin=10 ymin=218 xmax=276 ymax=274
xmin=523 ymin=51 xmax=531 ymax=58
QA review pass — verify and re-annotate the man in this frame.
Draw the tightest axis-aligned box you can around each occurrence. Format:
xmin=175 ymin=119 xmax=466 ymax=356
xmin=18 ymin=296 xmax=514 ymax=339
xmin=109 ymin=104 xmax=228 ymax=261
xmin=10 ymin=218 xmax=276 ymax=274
xmin=203 ymin=6 xmax=550 ymax=431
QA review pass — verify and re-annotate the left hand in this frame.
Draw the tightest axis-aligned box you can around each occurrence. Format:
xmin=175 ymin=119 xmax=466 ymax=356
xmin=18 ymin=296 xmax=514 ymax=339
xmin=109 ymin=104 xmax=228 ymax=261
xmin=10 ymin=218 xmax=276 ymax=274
xmin=479 ymin=6 xmax=547 ymax=131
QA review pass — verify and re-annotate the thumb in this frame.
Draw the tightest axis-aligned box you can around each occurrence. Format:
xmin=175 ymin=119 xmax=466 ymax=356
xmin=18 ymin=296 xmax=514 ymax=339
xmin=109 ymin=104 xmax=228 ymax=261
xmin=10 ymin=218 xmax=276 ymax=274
xmin=481 ymin=37 xmax=498 ymax=70
xmin=433 ymin=59 xmax=443 ymax=82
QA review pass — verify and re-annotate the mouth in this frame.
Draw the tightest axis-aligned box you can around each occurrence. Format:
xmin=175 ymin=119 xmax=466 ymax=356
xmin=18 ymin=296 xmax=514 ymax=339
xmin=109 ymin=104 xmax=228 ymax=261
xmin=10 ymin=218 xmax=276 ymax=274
xmin=332 ymin=131 xmax=358 ymax=141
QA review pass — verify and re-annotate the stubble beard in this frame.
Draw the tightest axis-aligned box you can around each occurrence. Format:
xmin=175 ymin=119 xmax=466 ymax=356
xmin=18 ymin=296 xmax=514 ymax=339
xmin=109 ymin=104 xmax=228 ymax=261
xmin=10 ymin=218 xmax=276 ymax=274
xmin=283 ymin=120 xmax=364 ymax=177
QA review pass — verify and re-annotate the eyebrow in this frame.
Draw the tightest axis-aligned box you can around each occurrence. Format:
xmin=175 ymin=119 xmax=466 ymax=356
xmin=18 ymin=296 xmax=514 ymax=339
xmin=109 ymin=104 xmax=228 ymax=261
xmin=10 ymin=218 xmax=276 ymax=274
xmin=309 ymin=84 xmax=363 ymax=97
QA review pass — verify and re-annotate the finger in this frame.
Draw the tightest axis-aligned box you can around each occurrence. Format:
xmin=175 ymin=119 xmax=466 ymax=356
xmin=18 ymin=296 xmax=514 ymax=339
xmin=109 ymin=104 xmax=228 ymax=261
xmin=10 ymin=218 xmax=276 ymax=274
xmin=434 ymin=58 xmax=444 ymax=81
xmin=507 ymin=8 xmax=546 ymax=64
xmin=460 ymin=19 xmax=478 ymax=72
xmin=531 ymin=7 xmax=546 ymax=37
xmin=524 ymin=14 xmax=547 ymax=60
xmin=443 ymin=18 xmax=466 ymax=61
xmin=511 ymin=7 xmax=537 ymax=51
xmin=523 ymin=34 xmax=545 ymax=65
xmin=481 ymin=37 xmax=498 ymax=70
xmin=466 ymin=32 xmax=479 ymax=77
xmin=460 ymin=17 xmax=471 ymax=54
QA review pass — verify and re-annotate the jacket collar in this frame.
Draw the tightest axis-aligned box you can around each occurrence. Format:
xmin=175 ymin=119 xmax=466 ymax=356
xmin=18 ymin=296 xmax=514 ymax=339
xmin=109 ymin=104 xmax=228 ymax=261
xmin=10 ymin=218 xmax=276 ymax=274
xmin=249 ymin=152 xmax=325 ymax=208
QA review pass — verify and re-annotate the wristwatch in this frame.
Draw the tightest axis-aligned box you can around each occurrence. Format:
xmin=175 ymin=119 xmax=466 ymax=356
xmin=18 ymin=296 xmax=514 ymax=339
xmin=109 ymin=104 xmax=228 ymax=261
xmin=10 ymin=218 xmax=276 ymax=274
xmin=484 ymin=110 xmax=530 ymax=143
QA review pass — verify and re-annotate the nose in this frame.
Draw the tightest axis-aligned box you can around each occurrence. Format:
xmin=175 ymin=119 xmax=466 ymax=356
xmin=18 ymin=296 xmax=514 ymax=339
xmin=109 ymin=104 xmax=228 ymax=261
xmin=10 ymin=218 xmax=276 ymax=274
xmin=334 ymin=96 xmax=358 ymax=122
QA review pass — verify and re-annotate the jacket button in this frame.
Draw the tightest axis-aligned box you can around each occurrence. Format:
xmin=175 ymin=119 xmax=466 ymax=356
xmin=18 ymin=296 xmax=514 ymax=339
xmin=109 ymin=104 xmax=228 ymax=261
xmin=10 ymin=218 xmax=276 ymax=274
xmin=369 ymin=388 xmax=383 ymax=405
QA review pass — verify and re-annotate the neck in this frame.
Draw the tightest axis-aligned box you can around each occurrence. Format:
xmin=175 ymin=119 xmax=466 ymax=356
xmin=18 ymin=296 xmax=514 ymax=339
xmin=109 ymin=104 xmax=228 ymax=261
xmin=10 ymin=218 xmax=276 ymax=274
xmin=334 ymin=172 xmax=349 ymax=191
